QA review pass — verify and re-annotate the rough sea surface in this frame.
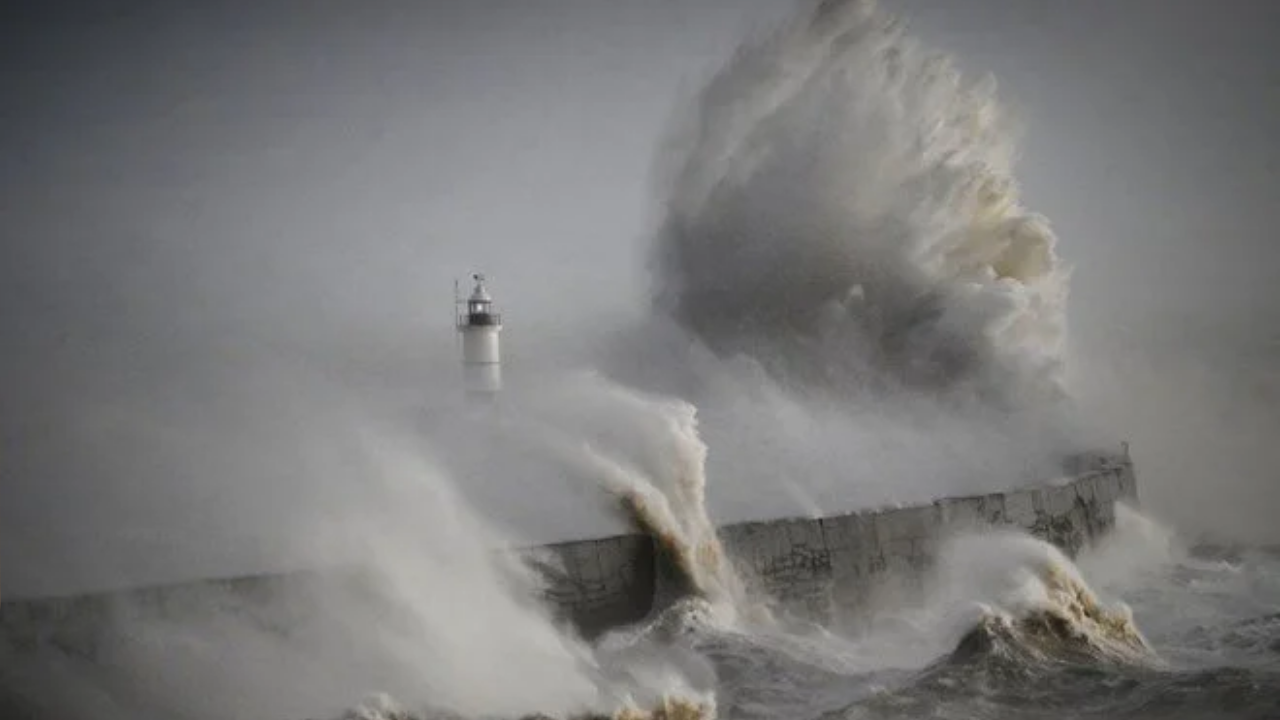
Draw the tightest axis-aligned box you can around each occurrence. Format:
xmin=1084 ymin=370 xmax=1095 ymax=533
xmin=331 ymin=509 xmax=1280 ymax=720
xmin=3 ymin=502 xmax=1279 ymax=720
xmin=652 ymin=521 xmax=1280 ymax=720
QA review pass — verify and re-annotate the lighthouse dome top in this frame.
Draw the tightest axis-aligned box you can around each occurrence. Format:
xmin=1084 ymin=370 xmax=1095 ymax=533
xmin=468 ymin=274 xmax=493 ymax=303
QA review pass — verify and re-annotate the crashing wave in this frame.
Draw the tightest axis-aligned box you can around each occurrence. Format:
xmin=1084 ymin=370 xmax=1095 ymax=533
xmin=954 ymin=603 xmax=1149 ymax=669
xmin=523 ymin=374 xmax=769 ymax=625
xmin=941 ymin=535 xmax=1155 ymax=668
xmin=651 ymin=0 xmax=1067 ymax=405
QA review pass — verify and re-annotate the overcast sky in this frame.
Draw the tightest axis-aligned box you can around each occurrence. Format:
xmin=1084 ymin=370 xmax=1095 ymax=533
xmin=2 ymin=0 xmax=1277 ymax=595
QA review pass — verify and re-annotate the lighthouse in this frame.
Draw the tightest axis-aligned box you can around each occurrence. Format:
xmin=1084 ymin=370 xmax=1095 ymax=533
xmin=456 ymin=273 xmax=503 ymax=398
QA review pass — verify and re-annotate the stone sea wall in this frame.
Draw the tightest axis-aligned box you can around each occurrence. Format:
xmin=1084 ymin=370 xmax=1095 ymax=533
xmin=716 ymin=456 xmax=1136 ymax=625
xmin=537 ymin=453 xmax=1136 ymax=632
xmin=0 ymin=453 xmax=1136 ymax=647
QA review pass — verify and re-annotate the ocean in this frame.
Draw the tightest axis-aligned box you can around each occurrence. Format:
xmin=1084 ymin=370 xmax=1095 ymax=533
xmin=325 ymin=507 xmax=1280 ymax=720
xmin=4 ymin=495 xmax=1280 ymax=720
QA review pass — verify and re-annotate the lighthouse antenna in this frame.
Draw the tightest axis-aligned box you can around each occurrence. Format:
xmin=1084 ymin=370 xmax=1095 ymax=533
xmin=453 ymin=277 xmax=461 ymax=353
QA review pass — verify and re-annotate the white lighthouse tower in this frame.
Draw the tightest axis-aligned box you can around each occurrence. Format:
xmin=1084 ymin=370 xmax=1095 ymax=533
xmin=456 ymin=273 xmax=503 ymax=398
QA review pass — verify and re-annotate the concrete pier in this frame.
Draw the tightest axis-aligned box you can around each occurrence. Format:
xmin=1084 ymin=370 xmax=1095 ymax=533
xmin=0 ymin=454 xmax=1136 ymax=647
xmin=539 ymin=453 xmax=1137 ymax=633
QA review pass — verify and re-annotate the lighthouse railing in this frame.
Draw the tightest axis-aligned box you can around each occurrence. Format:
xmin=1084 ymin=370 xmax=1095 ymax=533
xmin=458 ymin=311 xmax=502 ymax=328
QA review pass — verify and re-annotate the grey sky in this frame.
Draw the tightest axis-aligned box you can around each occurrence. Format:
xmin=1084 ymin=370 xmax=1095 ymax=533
xmin=2 ymin=0 xmax=1278 ymax=595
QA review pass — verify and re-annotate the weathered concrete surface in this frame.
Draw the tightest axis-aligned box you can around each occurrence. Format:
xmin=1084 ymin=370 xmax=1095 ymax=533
xmin=717 ymin=457 xmax=1137 ymax=623
xmin=1 ymin=453 xmax=1136 ymax=649
xmin=530 ymin=534 xmax=656 ymax=637
xmin=533 ymin=452 xmax=1136 ymax=629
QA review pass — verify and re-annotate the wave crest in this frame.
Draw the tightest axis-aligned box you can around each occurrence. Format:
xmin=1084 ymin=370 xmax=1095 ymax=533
xmin=939 ymin=533 xmax=1154 ymax=667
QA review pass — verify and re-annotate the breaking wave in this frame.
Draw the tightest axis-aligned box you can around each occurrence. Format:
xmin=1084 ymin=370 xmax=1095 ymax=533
xmin=651 ymin=0 xmax=1067 ymax=405
xmin=523 ymin=373 xmax=764 ymax=625
xmin=936 ymin=532 xmax=1155 ymax=668
xmin=950 ymin=577 xmax=1152 ymax=669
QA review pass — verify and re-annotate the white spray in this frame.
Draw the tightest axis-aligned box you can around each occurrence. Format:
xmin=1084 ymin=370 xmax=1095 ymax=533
xmin=651 ymin=0 xmax=1068 ymax=406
